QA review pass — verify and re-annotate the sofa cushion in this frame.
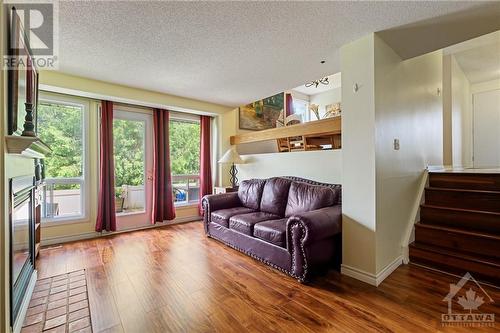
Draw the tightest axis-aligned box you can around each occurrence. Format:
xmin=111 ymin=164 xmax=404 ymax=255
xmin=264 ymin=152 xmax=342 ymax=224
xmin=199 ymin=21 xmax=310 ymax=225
xmin=253 ymin=219 xmax=287 ymax=248
xmin=238 ymin=179 xmax=266 ymax=210
xmin=285 ymin=182 xmax=335 ymax=217
xmin=211 ymin=207 xmax=255 ymax=228
xmin=229 ymin=212 xmax=280 ymax=236
xmin=260 ymin=177 xmax=292 ymax=217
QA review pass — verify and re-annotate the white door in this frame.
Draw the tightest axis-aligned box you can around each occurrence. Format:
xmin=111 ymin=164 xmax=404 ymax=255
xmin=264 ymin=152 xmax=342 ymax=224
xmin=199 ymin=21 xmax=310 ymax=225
xmin=113 ymin=108 xmax=154 ymax=230
xmin=473 ymin=89 xmax=500 ymax=168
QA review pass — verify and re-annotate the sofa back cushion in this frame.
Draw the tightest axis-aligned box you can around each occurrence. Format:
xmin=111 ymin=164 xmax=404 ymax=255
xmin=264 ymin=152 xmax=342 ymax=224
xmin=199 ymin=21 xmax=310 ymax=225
xmin=238 ymin=179 xmax=266 ymax=210
xmin=285 ymin=181 xmax=335 ymax=217
xmin=260 ymin=177 xmax=292 ymax=217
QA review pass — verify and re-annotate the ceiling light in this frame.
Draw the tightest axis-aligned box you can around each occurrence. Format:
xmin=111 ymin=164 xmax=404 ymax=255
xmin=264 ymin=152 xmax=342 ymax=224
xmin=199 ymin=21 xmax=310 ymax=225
xmin=305 ymin=77 xmax=329 ymax=88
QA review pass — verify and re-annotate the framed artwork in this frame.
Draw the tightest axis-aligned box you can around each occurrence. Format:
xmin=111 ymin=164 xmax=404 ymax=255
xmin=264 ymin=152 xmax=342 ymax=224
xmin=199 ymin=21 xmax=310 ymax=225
xmin=239 ymin=93 xmax=284 ymax=131
xmin=325 ymin=102 xmax=341 ymax=118
xmin=7 ymin=7 xmax=39 ymax=136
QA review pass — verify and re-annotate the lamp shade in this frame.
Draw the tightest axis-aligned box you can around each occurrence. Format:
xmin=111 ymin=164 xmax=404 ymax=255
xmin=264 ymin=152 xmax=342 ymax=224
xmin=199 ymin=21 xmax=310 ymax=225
xmin=218 ymin=147 xmax=244 ymax=164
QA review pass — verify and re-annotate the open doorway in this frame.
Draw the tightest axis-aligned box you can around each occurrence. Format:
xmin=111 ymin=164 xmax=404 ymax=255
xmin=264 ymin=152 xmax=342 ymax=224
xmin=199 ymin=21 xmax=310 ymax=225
xmin=443 ymin=30 xmax=500 ymax=168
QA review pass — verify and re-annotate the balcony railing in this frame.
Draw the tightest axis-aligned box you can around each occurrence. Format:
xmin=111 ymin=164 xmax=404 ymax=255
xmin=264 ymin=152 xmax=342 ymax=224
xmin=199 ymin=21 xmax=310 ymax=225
xmin=172 ymin=174 xmax=200 ymax=205
xmin=43 ymin=177 xmax=84 ymax=221
xmin=42 ymin=174 xmax=199 ymax=221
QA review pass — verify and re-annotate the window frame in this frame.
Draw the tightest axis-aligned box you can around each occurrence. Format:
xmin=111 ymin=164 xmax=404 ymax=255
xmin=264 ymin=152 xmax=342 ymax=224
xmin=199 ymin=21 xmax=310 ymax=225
xmin=38 ymin=92 xmax=90 ymax=225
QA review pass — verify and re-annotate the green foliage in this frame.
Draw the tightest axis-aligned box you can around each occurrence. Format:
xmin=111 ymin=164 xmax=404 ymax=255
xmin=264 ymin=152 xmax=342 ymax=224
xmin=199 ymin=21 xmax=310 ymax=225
xmin=38 ymin=102 xmax=201 ymax=191
xmin=169 ymin=120 xmax=200 ymax=175
xmin=113 ymin=118 xmax=145 ymax=187
xmin=37 ymin=102 xmax=83 ymax=179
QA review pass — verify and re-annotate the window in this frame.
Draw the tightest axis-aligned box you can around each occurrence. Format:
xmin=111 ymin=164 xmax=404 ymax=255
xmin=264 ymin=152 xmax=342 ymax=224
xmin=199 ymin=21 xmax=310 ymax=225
xmin=293 ymin=99 xmax=310 ymax=122
xmin=169 ymin=116 xmax=200 ymax=205
xmin=37 ymin=96 xmax=88 ymax=222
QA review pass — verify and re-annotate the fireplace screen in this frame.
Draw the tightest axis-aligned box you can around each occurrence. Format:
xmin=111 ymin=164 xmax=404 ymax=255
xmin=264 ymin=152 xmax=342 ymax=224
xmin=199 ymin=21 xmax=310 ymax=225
xmin=10 ymin=176 xmax=35 ymax=324
xmin=12 ymin=198 xmax=31 ymax=283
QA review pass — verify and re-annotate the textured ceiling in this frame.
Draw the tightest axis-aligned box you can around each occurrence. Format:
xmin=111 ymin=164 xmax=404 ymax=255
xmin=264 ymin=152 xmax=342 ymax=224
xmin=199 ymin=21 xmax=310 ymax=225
xmin=57 ymin=1 xmax=488 ymax=107
xmin=449 ymin=31 xmax=500 ymax=84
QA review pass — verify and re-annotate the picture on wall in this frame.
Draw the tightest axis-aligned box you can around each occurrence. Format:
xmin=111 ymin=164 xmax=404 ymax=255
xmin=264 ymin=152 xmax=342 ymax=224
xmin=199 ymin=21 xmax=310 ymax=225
xmin=239 ymin=93 xmax=284 ymax=131
xmin=324 ymin=102 xmax=341 ymax=118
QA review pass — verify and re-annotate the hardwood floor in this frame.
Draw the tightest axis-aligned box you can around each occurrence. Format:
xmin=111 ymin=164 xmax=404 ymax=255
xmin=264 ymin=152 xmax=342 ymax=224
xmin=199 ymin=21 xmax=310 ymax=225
xmin=36 ymin=222 xmax=499 ymax=333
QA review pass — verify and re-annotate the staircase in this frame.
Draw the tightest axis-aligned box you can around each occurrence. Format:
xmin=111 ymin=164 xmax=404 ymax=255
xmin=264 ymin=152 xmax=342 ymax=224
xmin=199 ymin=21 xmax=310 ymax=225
xmin=409 ymin=171 xmax=500 ymax=286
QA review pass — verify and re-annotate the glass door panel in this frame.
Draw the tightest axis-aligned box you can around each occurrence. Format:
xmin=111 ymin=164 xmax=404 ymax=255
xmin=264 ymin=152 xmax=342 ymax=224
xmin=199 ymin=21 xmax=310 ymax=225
xmin=113 ymin=108 xmax=153 ymax=229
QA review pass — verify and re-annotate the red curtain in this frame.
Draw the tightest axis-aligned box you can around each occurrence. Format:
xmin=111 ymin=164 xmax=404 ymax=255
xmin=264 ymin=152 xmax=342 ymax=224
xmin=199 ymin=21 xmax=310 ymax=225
xmin=152 ymin=109 xmax=176 ymax=223
xmin=285 ymin=93 xmax=294 ymax=117
xmin=199 ymin=115 xmax=213 ymax=215
xmin=96 ymin=101 xmax=117 ymax=232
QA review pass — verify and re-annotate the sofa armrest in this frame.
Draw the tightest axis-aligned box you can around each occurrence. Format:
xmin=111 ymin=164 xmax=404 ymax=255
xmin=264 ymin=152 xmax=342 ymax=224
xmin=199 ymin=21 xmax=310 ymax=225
xmin=286 ymin=205 xmax=342 ymax=281
xmin=201 ymin=192 xmax=241 ymax=233
xmin=286 ymin=205 xmax=342 ymax=246
xmin=202 ymin=192 xmax=241 ymax=212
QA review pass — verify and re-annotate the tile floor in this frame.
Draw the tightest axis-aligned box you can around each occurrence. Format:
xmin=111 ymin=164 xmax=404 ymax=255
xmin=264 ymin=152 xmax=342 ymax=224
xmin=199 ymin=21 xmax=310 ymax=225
xmin=21 ymin=270 xmax=92 ymax=333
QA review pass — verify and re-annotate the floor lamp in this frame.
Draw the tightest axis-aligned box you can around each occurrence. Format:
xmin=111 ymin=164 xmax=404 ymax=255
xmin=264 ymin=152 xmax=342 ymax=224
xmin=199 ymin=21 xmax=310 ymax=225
xmin=219 ymin=147 xmax=244 ymax=188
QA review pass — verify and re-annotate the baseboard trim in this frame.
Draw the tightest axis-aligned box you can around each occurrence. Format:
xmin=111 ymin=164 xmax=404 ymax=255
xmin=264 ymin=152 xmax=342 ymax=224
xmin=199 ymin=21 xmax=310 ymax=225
xmin=41 ymin=232 xmax=99 ymax=247
xmin=341 ymin=255 xmax=403 ymax=287
xmin=40 ymin=216 xmax=201 ymax=246
xmin=13 ymin=270 xmax=37 ymax=333
xmin=341 ymin=264 xmax=377 ymax=286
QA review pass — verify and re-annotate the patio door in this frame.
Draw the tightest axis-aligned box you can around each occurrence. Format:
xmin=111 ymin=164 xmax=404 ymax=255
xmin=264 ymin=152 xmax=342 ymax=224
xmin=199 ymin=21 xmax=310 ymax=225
xmin=113 ymin=107 xmax=153 ymax=230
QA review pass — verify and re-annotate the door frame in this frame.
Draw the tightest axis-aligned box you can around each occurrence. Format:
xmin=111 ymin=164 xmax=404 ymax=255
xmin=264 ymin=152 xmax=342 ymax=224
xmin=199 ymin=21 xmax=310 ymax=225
xmin=113 ymin=105 xmax=153 ymax=230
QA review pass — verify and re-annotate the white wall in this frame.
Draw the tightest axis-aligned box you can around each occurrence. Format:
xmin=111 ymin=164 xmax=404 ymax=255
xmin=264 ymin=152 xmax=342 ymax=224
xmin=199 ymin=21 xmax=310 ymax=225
xmin=374 ymin=35 xmax=443 ymax=273
xmin=470 ymin=79 xmax=500 ymax=168
xmin=442 ymin=55 xmax=453 ymax=166
xmin=340 ymin=34 xmax=377 ymax=275
xmin=339 ymin=33 xmax=444 ymax=284
xmin=472 ymin=88 xmax=500 ymax=168
xmin=443 ymin=54 xmax=473 ymax=168
xmin=471 ymin=78 xmax=500 ymax=94
xmin=238 ymin=150 xmax=342 ymax=184
xmin=451 ymin=56 xmax=473 ymax=167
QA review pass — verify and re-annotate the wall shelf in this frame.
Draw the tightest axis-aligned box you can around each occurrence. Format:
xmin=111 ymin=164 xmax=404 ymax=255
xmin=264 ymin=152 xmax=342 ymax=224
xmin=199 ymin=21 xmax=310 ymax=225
xmin=230 ymin=117 xmax=341 ymax=146
xmin=5 ymin=135 xmax=51 ymax=159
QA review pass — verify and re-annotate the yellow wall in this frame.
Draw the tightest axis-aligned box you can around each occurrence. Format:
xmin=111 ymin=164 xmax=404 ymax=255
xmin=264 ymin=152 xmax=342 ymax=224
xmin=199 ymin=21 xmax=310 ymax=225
xmin=40 ymin=71 xmax=232 ymax=115
xmin=0 ymin=5 xmax=38 ymax=331
xmin=1 ymin=2 xmax=8 ymax=330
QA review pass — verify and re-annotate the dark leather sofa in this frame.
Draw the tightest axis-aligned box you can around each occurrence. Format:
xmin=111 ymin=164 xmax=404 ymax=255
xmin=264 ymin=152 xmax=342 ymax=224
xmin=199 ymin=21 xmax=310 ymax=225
xmin=202 ymin=176 xmax=342 ymax=282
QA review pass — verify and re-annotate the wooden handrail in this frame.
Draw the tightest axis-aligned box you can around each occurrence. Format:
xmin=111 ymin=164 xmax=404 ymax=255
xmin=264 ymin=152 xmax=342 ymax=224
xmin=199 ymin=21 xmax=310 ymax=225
xmin=230 ymin=117 xmax=341 ymax=145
